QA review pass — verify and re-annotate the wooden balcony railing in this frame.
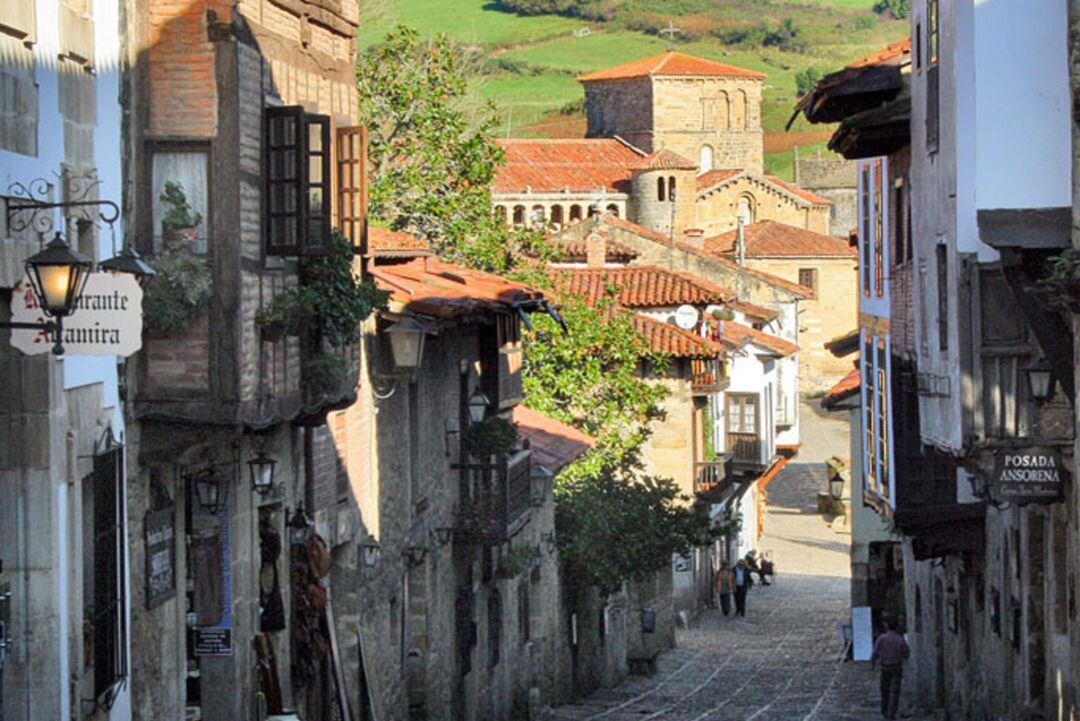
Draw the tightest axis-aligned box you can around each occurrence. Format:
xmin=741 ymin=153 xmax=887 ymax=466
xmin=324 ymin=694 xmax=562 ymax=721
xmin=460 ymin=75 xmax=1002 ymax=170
xmin=694 ymin=456 xmax=733 ymax=501
xmin=728 ymin=433 xmax=762 ymax=466
xmin=690 ymin=357 xmax=727 ymax=394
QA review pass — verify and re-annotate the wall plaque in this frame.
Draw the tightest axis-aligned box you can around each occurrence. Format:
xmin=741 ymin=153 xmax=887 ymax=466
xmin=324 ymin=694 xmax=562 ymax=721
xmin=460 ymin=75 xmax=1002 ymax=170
xmin=991 ymin=447 xmax=1068 ymax=504
xmin=144 ymin=506 xmax=176 ymax=608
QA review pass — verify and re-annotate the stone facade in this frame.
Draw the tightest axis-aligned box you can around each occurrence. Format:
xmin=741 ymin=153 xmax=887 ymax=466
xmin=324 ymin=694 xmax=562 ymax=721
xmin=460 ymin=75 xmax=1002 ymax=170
xmin=696 ymin=174 xmax=831 ymax=237
xmin=795 ymin=152 xmax=858 ymax=238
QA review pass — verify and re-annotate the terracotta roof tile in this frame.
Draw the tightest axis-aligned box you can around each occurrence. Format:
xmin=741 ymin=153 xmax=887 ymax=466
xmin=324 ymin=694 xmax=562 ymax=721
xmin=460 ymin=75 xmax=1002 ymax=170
xmin=513 ymin=406 xmax=595 ymax=473
xmin=372 ymin=258 xmax=544 ymax=320
xmin=706 ymin=220 xmax=857 ymax=258
xmin=630 ymin=311 xmax=725 ymax=358
xmin=494 ymin=138 xmax=644 ymax=194
xmin=763 ymin=175 xmax=833 ymax=205
xmin=639 ymin=148 xmax=697 ymax=170
xmin=728 ymin=299 xmax=779 ymax=322
xmin=847 ymin=38 xmax=912 ymax=69
xmin=554 ymin=265 xmax=734 ymax=308
xmin=821 ymin=367 xmax=861 ymax=409
xmin=696 ymin=169 xmax=830 ymax=205
xmin=369 ymin=226 xmax=433 ymax=257
xmin=578 ymin=51 xmax=766 ymax=82
xmin=543 ymin=225 xmax=640 ymax=262
xmin=714 ymin=320 xmax=798 ymax=357
xmin=697 ymin=168 xmax=745 ymax=192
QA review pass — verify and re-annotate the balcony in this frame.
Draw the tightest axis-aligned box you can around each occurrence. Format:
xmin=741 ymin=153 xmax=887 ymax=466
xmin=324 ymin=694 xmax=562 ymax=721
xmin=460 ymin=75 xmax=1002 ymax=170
xmin=690 ymin=357 xmax=727 ymax=395
xmin=694 ymin=455 xmax=733 ymax=503
xmin=728 ymin=433 xmax=763 ymax=468
xmin=454 ymin=449 xmax=532 ymax=545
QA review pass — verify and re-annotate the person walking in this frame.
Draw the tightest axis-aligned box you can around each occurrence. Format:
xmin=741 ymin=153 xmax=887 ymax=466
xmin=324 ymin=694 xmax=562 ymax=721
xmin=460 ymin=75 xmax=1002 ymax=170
xmin=732 ymin=559 xmax=753 ymax=617
xmin=870 ymin=620 xmax=910 ymax=719
xmin=745 ymin=551 xmax=770 ymax=586
xmin=715 ymin=562 xmax=733 ymax=616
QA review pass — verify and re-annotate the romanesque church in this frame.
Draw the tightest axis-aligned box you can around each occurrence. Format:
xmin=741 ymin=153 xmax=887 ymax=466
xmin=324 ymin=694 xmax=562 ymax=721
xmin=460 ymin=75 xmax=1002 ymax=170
xmin=492 ymin=51 xmax=835 ymax=239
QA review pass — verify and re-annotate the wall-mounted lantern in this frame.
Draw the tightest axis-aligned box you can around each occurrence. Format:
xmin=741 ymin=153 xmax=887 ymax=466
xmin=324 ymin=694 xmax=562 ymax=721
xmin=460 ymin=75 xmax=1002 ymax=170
xmin=100 ymin=245 xmax=156 ymax=283
xmin=403 ymin=545 xmax=427 ymax=568
xmin=192 ymin=467 xmax=229 ymax=515
xmin=385 ymin=317 xmax=427 ymax=374
xmin=287 ymin=506 xmax=314 ymax=547
xmin=360 ymin=537 xmax=382 ymax=568
xmin=829 ymin=474 xmax=844 ymax=500
xmin=248 ymin=450 xmax=277 ymax=496
xmin=1025 ymin=356 xmax=1055 ymax=403
xmin=467 ymin=389 xmax=491 ymax=424
xmin=430 ymin=527 xmax=455 ymax=548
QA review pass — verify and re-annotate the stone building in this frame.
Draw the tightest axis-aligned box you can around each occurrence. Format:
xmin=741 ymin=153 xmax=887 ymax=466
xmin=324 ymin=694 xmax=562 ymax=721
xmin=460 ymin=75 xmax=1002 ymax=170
xmin=706 ymin=220 xmax=859 ymax=391
xmin=800 ymin=5 xmax=1078 ymax=718
xmin=0 ymin=0 xmax=134 ymax=719
xmin=492 ymin=51 xmax=833 ymax=239
xmin=794 ymin=150 xmax=858 ymax=238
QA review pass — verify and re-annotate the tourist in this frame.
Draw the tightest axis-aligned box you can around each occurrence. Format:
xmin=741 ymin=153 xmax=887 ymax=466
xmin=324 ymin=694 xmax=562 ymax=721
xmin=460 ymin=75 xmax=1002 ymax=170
xmin=732 ymin=559 xmax=753 ymax=617
xmin=745 ymin=551 xmax=771 ymax=586
xmin=715 ymin=562 xmax=733 ymax=615
xmin=870 ymin=619 xmax=910 ymax=719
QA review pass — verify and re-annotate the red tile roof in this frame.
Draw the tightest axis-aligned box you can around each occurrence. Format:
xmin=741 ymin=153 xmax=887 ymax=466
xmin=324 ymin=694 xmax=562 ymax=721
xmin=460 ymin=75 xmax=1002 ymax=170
xmin=631 ymin=312 xmax=725 ymax=359
xmin=543 ymin=226 xmax=640 ymax=263
xmin=494 ymin=139 xmax=645 ymax=194
xmin=821 ymin=367 xmax=861 ymax=410
xmin=697 ymin=169 xmax=745 ymax=192
xmin=696 ymin=169 xmax=831 ymax=206
xmin=371 ymin=258 xmax=544 ymax=320
xmin=847 ymin=38 xmax=912 ymax=69
xmin=763 ymin=175 xmax=833 ymax=205
xmin=513 ymin=405 xmax=595 ymax=472
xmin=706 ymin=220 xmax=857 ymax=258
xmin=554 ymin=265 xmax=734 ymax=308
xmin=369 ymin=226 xmax=433 ymax=257
xmin=639 ymin=148 xmax=697 ymax=170
xmin=728 ymin=299 xmax=779 ymax=322
xmin=715 ymin=320 xmax=798 ymax=357
xmin=578 ymin=51 xmax=766 ymax=82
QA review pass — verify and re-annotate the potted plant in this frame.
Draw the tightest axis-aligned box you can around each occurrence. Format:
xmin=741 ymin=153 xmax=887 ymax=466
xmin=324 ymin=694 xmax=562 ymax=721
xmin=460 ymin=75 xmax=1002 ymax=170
xmin=141 ymin=248 xmax=211 ymax=337
xmin=160 ymin=180 xmax=203 ymax=251
xmin=256 ymin=286 xmax=319 ymax=342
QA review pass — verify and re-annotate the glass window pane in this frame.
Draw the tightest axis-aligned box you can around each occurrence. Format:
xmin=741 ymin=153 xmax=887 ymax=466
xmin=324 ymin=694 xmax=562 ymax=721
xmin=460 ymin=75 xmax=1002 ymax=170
xmin=309 ymin=156 xmax=323 ymax=184
xmin=308 ymin=122 xmax=323 ymax=152
xmin=308 ymin=187 xmax=323 ymax=215
xmin=151 ymin=151 xmax=208 ymax=254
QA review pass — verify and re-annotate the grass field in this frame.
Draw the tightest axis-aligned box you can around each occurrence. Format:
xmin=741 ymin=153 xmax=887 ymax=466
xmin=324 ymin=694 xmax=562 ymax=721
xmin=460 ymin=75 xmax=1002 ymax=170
xmin=358 ymin=0 xmax=907 ymax=179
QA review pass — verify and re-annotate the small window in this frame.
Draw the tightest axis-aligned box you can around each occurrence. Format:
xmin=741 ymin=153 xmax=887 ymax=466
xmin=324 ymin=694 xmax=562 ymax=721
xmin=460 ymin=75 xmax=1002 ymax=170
xmin=700 ymin=144 xmax=714 ymax=172
xmin=926 ymin=0 xmax=940 ymax=152
xmin=265 ymin=106 xmax=331 ymax=255
xmin=152 ymin=148 xmax=209 ymax=253
xmin=488 ymin=590 xmax=502 ymax=667
xmin=668 ymin=176 xmax=676 ymax=201
xmin=936 ymin=244 xmax=948 ymax=351
xmin=737 ymin=194 xmax=755 ymax=226
xmin=606 ymin=204 xmax=619 ymax=218
xmin=512 ymin=205 xmax=525 ymax=225
xmin=798 ymin=268 xmax=818 ymax=292
xmin=657 ymin=176 xmax=666 ymax=202
xmin=873 ymin=159 xmax=884 ymax=298
xmin=860 ymin=165 xmax=872 ymax=297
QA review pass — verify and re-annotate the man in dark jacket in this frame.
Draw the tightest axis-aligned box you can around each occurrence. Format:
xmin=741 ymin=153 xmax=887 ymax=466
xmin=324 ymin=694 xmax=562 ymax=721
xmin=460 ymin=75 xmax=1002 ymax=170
xmin=732 ymin=559 xmax=753 ymax=617
xmin=870 ymin=620 xmax=911 ymax=719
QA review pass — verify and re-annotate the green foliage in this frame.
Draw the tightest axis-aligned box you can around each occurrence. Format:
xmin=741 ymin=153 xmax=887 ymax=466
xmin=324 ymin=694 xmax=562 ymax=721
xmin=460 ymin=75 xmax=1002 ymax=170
xmin=495 ymin=0 xmax=617 ymax=21
xmin=255 ymin=285 xmax=319 ymax=331
xmin=498 ymin=545 xmax=542 ymax=578
xmin=158 ymin=181 xmax=202 ymax=233
xmin=463 ymin=416 xmax=519 ymax=458
xmin=301 ymin=232 xmax=389 ymax=347
xmin=715 ymin=510 xmax=742 ymax=538
xmin=357 ymin=26 xmax=514 ymax=269
xmin=714 ymin=17 xmax=805 ymax=52
xmin=303 ymin=352 xmax=350 ymax=396
xmin=554 ymin=463 xmax=716 ymax=595
xmin=795 ymin=66 xmax=824 ymax=96
xmin=873 ymin=0 xmax=909 ymax=20
xmin=1042 ymin=251 xmax=1080 ymax=284
xmin=142 ymin=248 xmax=211 ymax=335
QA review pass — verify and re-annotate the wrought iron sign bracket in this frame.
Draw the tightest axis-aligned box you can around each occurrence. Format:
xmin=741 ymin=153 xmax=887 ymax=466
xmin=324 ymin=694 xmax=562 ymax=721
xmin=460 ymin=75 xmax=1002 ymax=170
xmin=5 ymin=177 xmax=121 ymax=234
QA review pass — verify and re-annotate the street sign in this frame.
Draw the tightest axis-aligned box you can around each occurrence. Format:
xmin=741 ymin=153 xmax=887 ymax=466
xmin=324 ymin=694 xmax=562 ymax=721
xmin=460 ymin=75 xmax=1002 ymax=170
xmin=10 ymin=272 xmax=143 ymax=357
xmin=991 ymin=447 xmax=1068 ymax=505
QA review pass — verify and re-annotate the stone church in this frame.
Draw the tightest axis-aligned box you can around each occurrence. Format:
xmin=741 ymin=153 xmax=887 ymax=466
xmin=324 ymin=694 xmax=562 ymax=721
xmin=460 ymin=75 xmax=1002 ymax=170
xmin=493 ymin=51 xmax=833 ymax=239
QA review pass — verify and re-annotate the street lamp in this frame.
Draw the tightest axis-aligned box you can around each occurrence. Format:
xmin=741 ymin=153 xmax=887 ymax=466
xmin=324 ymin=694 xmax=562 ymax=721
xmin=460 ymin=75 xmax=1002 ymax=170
xmin=248 ymin=450 xmax=277 ymax=496
xmin=100 ymin=245 xmax=156 ymax=283
xmin=287 ymin=505 xmax=314 ymax=547
xmin=1024 ymin=356 xmax=1055 ymax=403
xmin=360 ymin=536 xmax=382 ymax=567
xmin=467 ymin=389 xmax=490 ymax=424
xmin=385 ymin=316 xmax=427 ymax=374
xmin=192 ymin=467 xmax=229 ymax=515
xmin=829 ymin=473 xmax=844 ymax=500
xmin=403 ymin=545 xmax=427 ymax=568
xmin=3 ymin=232 xmax=94 ymax=354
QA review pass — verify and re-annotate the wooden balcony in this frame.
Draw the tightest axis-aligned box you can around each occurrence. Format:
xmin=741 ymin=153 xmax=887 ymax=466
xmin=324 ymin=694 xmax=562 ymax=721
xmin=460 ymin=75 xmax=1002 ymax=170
xmin=728 ymin=433 xmax=763 ymax=467
xmin=694 ymin=456 xmax=733 ymax=502
xmin=690 ymin=357 xmax=727 ymax=395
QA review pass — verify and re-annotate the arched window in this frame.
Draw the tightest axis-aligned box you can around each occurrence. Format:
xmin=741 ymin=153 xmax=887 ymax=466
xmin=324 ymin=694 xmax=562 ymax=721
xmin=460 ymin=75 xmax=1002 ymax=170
xmin=700 ymin=145 xmax=714 ymax=173
xmin=530 ymin=205 xmax=545 ymax=226
xmin=606 ymin=204 xmax=619 ymax=218
xmin=737 ymin=194 xmax=755 ymax=226
xmin=717 ymin=91 xmax=730 ymax=130
xmin=587 ymin=203 xmax=600 ymax=218
xmin=732 ymin=90 xmax=747 ymax=130
xmin=512 ymin=205 xmax=525 ymax=226
xmin=569 ymin=205 xmax=583 ymax=222
xmin=657 ymin=176 xmax=666 ymax=202
xmin=668 ymin=176 xmax=677 ymax=201
xmin=550 ymin=205 xmax=564 ymax=227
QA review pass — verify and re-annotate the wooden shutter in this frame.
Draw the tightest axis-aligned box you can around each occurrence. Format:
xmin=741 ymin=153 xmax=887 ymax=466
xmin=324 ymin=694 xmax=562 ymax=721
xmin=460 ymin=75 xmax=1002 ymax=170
xmin=266 ymin=106 xmax=305 ymax=255
xmin=92 ymin=446 xmax=127 ymax=705
xmin=337 ymin=125 xmax=368 ymax=255
xmin=304 ymin=114 xmax=331 ymax=253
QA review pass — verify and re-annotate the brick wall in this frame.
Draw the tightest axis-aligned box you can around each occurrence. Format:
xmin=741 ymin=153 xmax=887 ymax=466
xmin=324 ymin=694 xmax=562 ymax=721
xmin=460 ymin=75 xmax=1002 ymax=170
xmin=145 ymin=313 xmax=211 ymax=392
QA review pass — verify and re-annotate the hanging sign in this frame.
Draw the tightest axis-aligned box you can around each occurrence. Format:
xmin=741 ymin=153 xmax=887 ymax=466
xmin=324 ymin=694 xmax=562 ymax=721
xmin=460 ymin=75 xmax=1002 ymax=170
xmin=10 ymin=272 xmax=143 ymax=357
xmin=991 ymin=447 xmax=1068 ymax=504
xmin=145 ymin=506 xmax=176 ymax=609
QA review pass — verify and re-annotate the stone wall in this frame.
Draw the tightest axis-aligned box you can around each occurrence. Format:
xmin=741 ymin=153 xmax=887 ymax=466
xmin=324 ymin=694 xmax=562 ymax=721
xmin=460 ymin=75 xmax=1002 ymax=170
xmin=697 ymin=174 xmax=831 ymax=236
xmin=630 ymin=168 xmax=696 ymax=238
xmin=583 ymin=77 xmax=653 ymax=151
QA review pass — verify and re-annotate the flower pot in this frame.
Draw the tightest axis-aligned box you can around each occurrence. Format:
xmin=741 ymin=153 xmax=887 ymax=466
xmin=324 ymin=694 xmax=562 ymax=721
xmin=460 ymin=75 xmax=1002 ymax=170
xmin=260 ymin=321 xmax=286 ymax=343
xmin=163 ymin=226 xmax=201 ymax=253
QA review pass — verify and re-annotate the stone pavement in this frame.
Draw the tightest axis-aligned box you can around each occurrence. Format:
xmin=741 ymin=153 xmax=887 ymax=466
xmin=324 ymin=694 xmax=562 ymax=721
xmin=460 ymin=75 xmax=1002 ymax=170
xmin=543 ymin=405 xmax=912 ymax=721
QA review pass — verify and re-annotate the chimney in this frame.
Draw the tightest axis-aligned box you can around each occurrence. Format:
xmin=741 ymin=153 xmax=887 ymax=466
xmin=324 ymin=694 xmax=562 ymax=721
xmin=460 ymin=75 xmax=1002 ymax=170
xmin=735 ymin=218 xmax=746 ymax=267
xmin=683 ymin=228 xmax=705 ymax=249
xmin=585 ymin=231 xmax=606 ymax=268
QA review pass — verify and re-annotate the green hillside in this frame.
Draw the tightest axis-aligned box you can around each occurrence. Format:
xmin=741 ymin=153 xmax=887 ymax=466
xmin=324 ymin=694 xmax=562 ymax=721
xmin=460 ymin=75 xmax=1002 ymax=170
xmin=357 ymin=0 xmax=908 ymax=179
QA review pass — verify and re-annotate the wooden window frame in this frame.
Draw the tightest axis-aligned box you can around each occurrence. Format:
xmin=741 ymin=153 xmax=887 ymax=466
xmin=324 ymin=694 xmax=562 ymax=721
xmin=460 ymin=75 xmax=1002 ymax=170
xmin=876 ymin=342 xmax=889 ymax=501
xmin=926 ymin=0 xmax=940 ymax=153
xmin=864 ymin=335 xmax=877 ymax=492
xmin=89 ymin=445 xmax=128 ymax=709
xmin=860 ymin=165 xmax=872 ymax=298
xmin=336 ymin=125 xmax=368 ymax=255
xmin=726 ymin=393 xmax=759 ymax=436
xmin=873 ymin=159 xmax=885 ymax=298
xmin=936 ymin=243 xmax=948 ymax=351
xmin=264 ymin=106 xmax=332 ymax=256
xmin=798 ymin=267 xmax=818 ymax=292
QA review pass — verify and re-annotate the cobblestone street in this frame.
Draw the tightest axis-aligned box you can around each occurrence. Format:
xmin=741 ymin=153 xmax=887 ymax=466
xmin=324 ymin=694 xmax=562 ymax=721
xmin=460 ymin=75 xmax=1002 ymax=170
xmin=544 ymin=406 xmax=896 ymax=721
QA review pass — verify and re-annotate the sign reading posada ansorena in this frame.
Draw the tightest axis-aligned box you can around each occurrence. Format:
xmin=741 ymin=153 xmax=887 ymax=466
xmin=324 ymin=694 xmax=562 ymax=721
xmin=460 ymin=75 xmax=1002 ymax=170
xmin=991 ymin=447 xmax=1069 ymax=504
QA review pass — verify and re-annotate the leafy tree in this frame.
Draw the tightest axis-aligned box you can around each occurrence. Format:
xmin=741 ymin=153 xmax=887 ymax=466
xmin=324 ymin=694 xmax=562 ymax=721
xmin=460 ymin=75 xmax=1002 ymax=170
xmin=795 ymin=67 xmax=824 ymax=97
xmin=873 ymin=0 xmax=909 ymax=20
xmin=357 ymin=26 xmax=512 ymax=270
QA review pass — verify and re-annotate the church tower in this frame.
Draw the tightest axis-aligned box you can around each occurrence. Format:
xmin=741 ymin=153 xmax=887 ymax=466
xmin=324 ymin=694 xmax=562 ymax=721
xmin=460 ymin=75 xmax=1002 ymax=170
xmin=630 ymin=149 xmax=698 ymax=238
xmin=579 ymin=51 xmax=765 ymax=175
